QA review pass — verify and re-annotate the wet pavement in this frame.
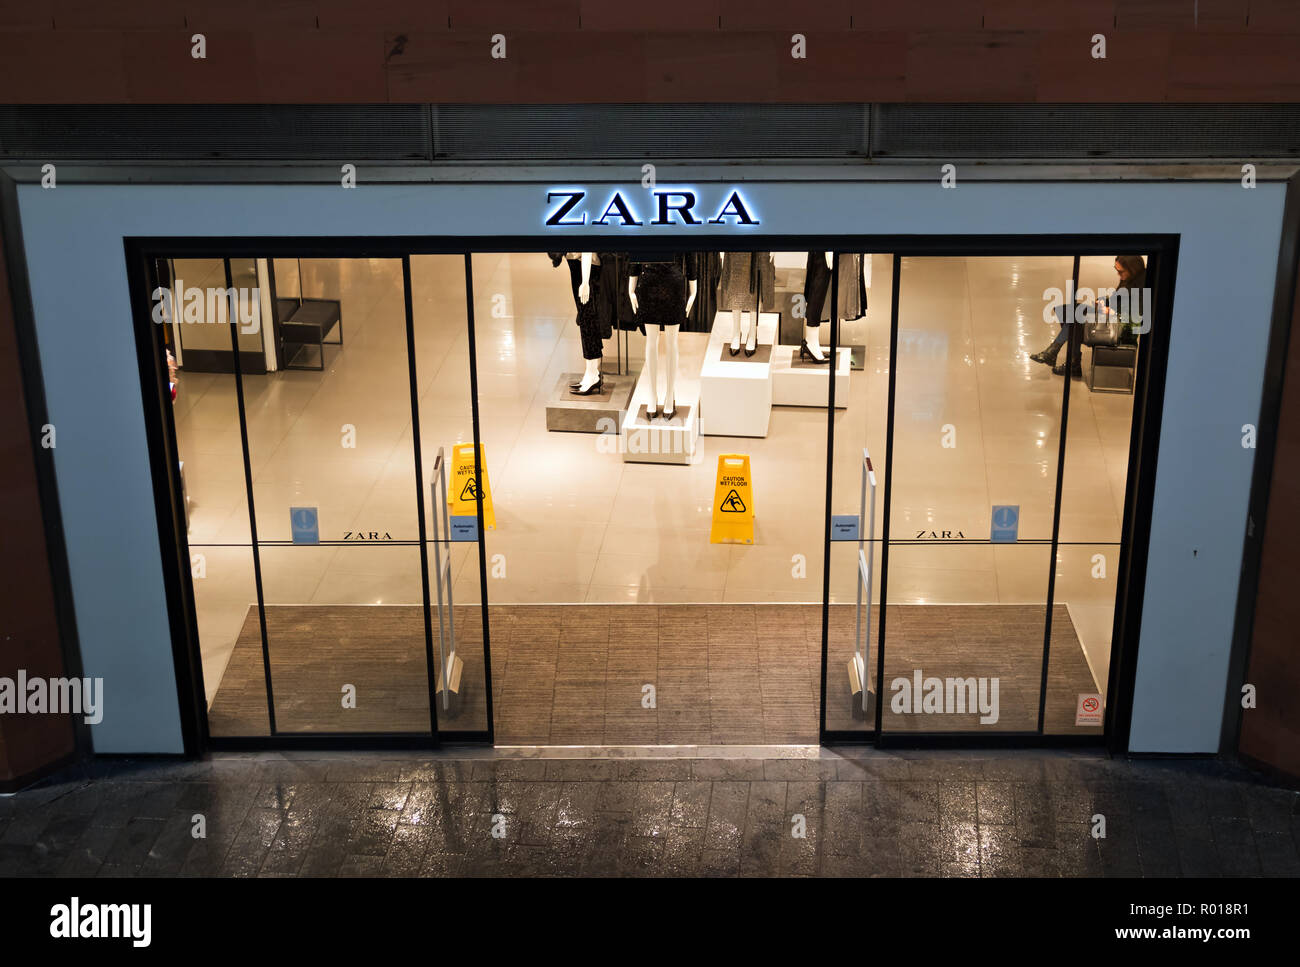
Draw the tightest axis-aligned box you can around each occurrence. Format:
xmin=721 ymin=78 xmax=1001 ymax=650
xmin=1 ymin=749 xmax=1297 ymax=877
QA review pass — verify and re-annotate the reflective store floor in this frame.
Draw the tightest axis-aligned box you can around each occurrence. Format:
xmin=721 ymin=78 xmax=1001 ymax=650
xmin=3 ymin=750 xmax=1297 ymax=877
xmin=171 ymin=252 xmax=1135 ymax=739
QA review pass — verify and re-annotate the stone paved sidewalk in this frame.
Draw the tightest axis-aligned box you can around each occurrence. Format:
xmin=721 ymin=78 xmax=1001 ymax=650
xmin=1 ymin=750 xmax=1297 ymax=877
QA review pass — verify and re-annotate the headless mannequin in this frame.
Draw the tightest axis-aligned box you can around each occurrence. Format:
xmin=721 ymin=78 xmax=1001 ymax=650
xmin=571 ymin=253 xmax=602 ymax=393
xmin=629 ymin=275 xmax=698 ymax=419
xmin=719 ymin=252 xmax=758 ymax=357
xmin=804 ymin=252 xmax=832 ymax=362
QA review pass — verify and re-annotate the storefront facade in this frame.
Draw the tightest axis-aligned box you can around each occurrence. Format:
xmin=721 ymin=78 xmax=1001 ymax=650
xmin=7 ymin=166 xmax=1294 ymax=758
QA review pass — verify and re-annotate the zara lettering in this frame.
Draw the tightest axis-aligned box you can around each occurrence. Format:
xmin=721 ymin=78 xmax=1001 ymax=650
xmin=545 ymin=188 xmax=758 ymax=227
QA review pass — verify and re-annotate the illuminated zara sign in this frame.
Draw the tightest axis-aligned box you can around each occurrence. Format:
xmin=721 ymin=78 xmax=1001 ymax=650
xmin=545 ymin=187 xmax=759 ymax=228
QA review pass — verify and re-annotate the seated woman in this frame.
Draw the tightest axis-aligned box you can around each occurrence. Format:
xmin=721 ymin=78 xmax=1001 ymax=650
xmin=1031 ymin=255 xmax=1147 ymax=379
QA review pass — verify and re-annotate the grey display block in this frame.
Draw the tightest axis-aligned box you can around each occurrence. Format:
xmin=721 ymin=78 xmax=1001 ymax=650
xmin=791 ymin=349 xmax=838 ymax=370
xmin=546 ymin=372 xmax=636 ymax=433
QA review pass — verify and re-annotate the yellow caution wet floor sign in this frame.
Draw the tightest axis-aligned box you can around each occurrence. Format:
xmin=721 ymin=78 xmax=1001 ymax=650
xmin=710 ymin=453 xmax=754 ymax=544
xmin=449 ymin=442 xmax=496 ymax=530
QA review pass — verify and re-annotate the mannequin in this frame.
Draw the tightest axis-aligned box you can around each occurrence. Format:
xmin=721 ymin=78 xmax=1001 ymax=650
xmin=801 ymin=252 xmax=834 ymax=363
xmin=629 ymin=254 xmax=698 ymax=420
xmin=554 ymin=252 xmax=607 ymax=394
xmin=717 ymin=251 xmax=775 ymax=357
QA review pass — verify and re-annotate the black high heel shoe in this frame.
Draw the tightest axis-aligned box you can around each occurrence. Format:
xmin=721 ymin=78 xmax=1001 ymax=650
xmin=663 ymin=398 xmax=675 ymax=421
xmin=646 ymin=400 xmax=659 ymax=420
xmin=800 ymin=341 xmax=831 ymax=364
xmin=570 ymin=376 xmax=604 ymax=396
xmin=728 ymin=341 xmax=740 ymax=357
xmin=745 ymin=341 xmax=758 ymax=358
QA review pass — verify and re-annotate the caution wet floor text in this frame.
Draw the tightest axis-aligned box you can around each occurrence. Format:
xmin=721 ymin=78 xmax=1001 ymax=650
xmin=449 ymin=442 xmax=496 ymax=530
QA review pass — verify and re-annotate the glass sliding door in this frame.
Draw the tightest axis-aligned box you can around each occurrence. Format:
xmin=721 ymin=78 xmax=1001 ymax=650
xmin=824 ymin=252 xmax=891 ymax=736
xmin=243 ymin=256 xmax=432 ymax=734
xmin=1042 ymin=253 xmax=1147 ymax=735
xmin=411 ymin=254 xmax=490 ymax=737
xmin=882 ymin=254 xmax=1072 ymax=733
xmin=159 ymin=249 xmax=484 ymax=741
xmin=164 ymin=257 xmax=271 ymax=737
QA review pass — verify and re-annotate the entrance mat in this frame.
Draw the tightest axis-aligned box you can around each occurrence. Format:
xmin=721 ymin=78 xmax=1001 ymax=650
xmin=208 ymin=604 xmax=1099 ymax=742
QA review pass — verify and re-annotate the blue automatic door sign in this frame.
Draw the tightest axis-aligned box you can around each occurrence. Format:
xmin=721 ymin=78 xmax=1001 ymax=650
xmin=291 ymin=506 xmax=320 ymax=545
xmin=450 ymin=516 xmax=480 ymax=542
xmin=991 ymin=505 xmax=1019 ymax=543
xmin=831 ymin=515 xmax=860 ymax=541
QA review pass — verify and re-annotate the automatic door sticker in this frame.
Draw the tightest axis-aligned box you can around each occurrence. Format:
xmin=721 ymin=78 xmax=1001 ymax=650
xmin=990 ymin=504 xmax=1018 ymax=543
xmin=290 ymin=506 xmax=319 ymax=545
xmin=449 ymin=443 xmax=496 ymax=531
xmin=710 ymin=454 xmax=754 ymax=544
xmin=831 ymin=515 xmax=860 ymax=540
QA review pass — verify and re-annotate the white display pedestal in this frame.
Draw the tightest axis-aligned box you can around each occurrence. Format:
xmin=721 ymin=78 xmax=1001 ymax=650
xmin=700 ymin=310 xmax=779 ymax=438
xmin=772 ymin=344 xmax=851 ymax=409
xmin=622 ymin=331 xmax=707 ymax=465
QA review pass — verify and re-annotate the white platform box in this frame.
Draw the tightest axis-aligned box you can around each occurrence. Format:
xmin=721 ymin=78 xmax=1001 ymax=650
xmin=622 ymin=331 xmax=707 ymax=465
xmin=771 ymin=344 xmax=851 ymax=408
xmin=700 ymin=310 xmax=779 ymax=438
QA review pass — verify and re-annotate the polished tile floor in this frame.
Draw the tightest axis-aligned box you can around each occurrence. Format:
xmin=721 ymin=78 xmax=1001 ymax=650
xmin=173 ymin=253 xmax=1133 ymax=736
xmin=3 ymin=751 xmax=1295 ymax=877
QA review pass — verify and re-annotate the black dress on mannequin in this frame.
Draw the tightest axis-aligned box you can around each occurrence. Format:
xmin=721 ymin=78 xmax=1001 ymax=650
xmin=630 ymin=252 xmax=696 ymax=329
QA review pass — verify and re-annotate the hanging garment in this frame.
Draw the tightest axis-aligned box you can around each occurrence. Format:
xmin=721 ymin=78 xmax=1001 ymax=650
xmin=685 ymin=251 xmax=721 ymax=332
xmin=716 ymin=251 xmax=776 ymax=314
xmin=631 ymin=253 xmax=697 ymax=330
xmin=804 ymin=252 xmax=831 ymax=326
xmin=804 ymin=252 xmax=867 ymax=323
xmin=836 ymin=253 xmax=865 ymax=322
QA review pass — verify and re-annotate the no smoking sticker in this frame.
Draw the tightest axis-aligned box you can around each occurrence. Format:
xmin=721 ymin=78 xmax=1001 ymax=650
xmin=1075 ymin=693 xmax=1103 ymax=726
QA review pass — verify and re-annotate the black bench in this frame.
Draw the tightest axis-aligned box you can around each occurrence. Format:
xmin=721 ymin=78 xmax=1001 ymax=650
xmin=279 ymin=297 xmax=343 ymax=371
xmin=1089 ymin=344 xmax=1137 ymax=394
